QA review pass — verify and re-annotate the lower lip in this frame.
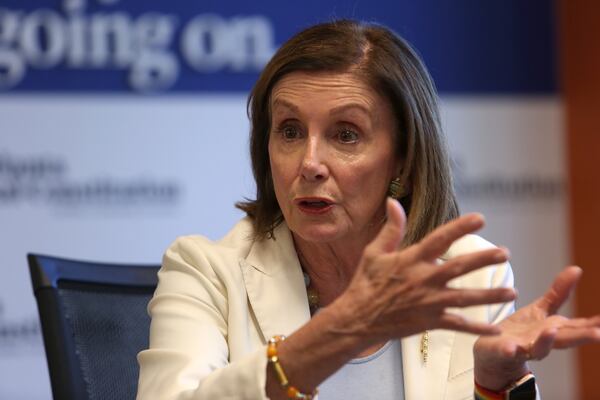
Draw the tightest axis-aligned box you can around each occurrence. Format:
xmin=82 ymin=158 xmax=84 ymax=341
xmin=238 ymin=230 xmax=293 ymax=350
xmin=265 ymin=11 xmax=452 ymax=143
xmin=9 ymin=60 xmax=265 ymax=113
xmin=297 ymin=203 xmax=334 ymax=215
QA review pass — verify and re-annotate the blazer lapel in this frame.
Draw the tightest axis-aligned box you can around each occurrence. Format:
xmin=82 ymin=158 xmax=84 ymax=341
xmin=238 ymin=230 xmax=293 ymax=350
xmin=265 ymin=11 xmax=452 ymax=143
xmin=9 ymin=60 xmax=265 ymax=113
xmin=402 ymin=330 xmax=455 ymax=400
xmin=240 ymin=223 xmax=311 ymax=342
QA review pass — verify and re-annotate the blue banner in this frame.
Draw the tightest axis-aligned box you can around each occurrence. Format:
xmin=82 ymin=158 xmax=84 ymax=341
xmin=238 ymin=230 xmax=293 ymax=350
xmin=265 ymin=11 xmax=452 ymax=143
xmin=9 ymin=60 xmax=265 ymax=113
xmin=0 ymin=0 xmax=557 ymax=93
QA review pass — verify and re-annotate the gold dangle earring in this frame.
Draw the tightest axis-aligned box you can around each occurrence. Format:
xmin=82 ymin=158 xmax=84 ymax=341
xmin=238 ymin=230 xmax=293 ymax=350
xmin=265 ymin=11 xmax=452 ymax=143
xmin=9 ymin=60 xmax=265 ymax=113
xmin=388 ymin=177 xmax=404 ymax=199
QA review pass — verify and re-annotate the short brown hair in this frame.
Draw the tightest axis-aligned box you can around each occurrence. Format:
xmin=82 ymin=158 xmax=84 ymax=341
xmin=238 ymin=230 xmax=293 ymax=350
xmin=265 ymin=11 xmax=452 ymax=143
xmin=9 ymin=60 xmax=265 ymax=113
xmin=237 ymin=19 xmax=458 ymax=245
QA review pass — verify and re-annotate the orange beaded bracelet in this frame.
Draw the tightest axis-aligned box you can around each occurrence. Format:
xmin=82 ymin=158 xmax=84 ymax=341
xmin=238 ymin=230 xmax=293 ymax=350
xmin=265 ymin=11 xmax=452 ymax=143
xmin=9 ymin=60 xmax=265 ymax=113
xmin=267 ymin=335 xmax=318 ymax=400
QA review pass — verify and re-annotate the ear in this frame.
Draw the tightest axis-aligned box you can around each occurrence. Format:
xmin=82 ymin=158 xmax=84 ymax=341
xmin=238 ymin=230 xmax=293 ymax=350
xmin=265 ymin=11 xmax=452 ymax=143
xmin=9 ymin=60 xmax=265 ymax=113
xmin=393 ymin=161 xmax=403 ymax=179
xmin=392 ymin=152 xmax=405 ymax=178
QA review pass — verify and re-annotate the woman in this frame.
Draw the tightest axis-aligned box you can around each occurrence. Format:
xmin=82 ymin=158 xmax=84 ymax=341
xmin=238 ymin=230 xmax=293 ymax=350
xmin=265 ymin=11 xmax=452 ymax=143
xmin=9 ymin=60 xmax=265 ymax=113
xmin=137 ymin=20 xmax=600 ymax=399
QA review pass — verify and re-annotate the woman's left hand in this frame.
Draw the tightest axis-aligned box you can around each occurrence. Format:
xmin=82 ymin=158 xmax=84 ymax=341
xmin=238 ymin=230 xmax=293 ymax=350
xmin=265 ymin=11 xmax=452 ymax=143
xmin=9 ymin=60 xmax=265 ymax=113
xmin=473 ymin=266 xmax=600 ymax=391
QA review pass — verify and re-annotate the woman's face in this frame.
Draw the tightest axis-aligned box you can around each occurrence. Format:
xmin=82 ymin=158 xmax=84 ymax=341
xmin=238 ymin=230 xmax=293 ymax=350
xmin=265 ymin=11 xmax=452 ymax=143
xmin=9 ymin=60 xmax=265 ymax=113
xmin=268 ymin=71 xmax=399 ymax=245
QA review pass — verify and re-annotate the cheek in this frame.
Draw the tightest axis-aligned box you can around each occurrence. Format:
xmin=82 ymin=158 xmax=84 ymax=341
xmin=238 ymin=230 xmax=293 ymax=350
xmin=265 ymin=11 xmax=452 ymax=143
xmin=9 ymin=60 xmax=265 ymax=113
xmin=269 ymin=143 xmax=293 ymax=200
xmin=340 ymin=154 xmax=395 ymax=199
xmin=344 ymin=173 xmax=388 ymax=210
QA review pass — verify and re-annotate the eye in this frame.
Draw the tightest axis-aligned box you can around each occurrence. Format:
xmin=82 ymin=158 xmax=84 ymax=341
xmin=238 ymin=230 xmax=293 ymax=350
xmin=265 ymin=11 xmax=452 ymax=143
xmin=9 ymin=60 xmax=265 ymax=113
xmin=274 ymin=121 xmax=303 ymax=141
xmin=282 ymin=125 xmax=299 ymax=140
xmin=338 ymin=128 xmax=359 ymax=144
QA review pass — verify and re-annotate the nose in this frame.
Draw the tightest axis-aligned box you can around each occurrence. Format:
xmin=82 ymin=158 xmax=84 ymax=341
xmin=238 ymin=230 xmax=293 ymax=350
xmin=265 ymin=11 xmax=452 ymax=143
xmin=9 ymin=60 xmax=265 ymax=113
xmin=300 ymin=136 xmax=329 ymax=182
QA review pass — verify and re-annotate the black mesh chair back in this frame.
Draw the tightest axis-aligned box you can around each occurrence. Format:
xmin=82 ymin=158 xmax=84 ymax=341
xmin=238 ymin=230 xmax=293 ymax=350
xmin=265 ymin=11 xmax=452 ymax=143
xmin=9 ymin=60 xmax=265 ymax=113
xmin=28 ymin=253 xmax=160 ymax=400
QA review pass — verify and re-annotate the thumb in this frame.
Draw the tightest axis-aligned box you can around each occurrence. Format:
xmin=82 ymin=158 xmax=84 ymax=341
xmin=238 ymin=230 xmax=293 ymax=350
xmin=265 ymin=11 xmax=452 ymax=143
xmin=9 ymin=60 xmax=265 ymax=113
xmin=369 ymin=198 xmax=407 ymax=254
xmin=537 ymin=266 xmax=582 ymax=315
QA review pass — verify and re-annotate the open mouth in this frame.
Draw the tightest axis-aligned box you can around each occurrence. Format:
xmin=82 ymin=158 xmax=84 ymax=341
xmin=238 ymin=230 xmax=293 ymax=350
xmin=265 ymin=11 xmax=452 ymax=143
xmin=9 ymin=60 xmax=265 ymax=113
xmin=296 ymin=198 xmax=334 ymax=214
xmin=300 ymin=200 xmax=330 ymax=208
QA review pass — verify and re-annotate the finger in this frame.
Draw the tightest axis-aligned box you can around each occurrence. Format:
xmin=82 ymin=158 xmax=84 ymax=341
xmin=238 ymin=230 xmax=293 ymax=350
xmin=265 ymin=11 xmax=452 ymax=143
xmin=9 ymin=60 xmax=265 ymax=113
xmin=431 ymin=287 xmax=516 ymax=309
xmin=366 ymin=198 xmax=407 ymax=255
xmin=433 ymin=247 xmax=510 ymax=284
xmin=536 ymin=266 xmax=582 ymax=315
xmin=437 ymin=312 xmax=501 ymax=335
xmin=553 ymin=327 xmax=600 ymax=349
xmin=417 ymin=213 xmax=485 ymax=262
xmin=557 ymin=315 xmax=600 ymax=329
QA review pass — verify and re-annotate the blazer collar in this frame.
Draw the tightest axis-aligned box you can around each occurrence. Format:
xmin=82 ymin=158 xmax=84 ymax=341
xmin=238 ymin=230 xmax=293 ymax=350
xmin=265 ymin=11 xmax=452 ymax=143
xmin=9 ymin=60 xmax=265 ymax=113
xmin=240 ymin=222 xmax=311 ymax=342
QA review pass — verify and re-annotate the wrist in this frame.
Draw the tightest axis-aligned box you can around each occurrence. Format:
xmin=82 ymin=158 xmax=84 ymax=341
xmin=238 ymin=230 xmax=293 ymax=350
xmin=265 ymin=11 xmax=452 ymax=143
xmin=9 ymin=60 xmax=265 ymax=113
xmin=473 ymin=338 xmax=531 ymax=391
xmin=267 ymin=335 xmax=318 ymax=399
xmin=474 ymin=372 xmax=536 ymax=400
xmin=324 ymin=293 xmax=382 ymax=347
xmin=474 ymin=360 xmax=530 ymax=391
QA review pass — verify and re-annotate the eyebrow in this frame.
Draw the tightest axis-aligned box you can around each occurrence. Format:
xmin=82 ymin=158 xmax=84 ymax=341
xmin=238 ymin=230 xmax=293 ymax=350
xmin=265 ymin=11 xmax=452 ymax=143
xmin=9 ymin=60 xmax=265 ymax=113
xmin=329 ymin=103 xmax=372 ymax=118
xmin=271 ymin=98 xmax=299 ymax=113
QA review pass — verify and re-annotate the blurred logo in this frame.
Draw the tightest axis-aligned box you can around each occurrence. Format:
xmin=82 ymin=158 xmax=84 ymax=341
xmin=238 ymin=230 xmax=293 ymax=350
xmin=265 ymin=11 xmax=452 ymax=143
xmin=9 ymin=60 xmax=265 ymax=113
xmin=452 ymin=158 xmax=564 ymax=201
xmin=0 ymin=0 xmax=276 ymax=92
xmin=0 ymin=151 xmax=180 ymax=209
xmin=0 ymin=301 xmax=41 ymax=351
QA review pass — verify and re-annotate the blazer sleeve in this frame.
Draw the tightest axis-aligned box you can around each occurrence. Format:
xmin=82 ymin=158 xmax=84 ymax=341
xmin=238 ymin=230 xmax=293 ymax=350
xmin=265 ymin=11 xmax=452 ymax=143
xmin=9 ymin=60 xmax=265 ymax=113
xmin=136 ymin=236 xmax=270 ymax=400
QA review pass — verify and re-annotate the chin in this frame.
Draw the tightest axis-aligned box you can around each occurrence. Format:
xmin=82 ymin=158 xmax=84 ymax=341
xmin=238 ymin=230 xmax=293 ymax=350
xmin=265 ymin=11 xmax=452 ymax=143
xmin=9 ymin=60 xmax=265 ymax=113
xmin=291 ymin=222 xmax=345 ymax=244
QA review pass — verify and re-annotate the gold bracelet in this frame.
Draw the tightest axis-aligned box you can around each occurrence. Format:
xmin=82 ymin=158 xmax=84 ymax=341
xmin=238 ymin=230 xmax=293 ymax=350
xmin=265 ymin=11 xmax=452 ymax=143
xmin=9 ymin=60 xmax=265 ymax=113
xmin=267 ymin=335 xmax=318 ymax=400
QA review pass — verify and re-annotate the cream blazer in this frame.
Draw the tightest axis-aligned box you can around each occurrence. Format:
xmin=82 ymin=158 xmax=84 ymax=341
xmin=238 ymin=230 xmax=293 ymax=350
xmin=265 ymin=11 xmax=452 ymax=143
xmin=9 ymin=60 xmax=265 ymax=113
xmin=137 ymin=218 xmax=515 ymax=400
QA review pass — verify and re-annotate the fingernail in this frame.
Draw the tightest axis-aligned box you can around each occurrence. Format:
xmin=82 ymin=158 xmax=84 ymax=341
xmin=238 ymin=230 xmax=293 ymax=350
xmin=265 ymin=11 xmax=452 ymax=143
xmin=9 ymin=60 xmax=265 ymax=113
xmin=494 ymin=249 xmax=508 ymax=263
xmin=469 ymin=213 xmax=485 ymax=227
xmin=503 ymin=288 xmax=517 ymax=301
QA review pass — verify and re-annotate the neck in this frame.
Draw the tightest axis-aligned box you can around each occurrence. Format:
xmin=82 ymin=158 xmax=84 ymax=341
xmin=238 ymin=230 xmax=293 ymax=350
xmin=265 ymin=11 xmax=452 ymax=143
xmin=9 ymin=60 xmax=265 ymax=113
xmin=292 ymin=222 xmax=383 ymax=307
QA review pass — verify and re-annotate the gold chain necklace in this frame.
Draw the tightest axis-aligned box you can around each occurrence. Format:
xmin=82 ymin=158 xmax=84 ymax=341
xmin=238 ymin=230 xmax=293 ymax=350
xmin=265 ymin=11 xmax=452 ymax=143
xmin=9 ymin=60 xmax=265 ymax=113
xmin=303 ymin=272 xmax=320 ymax=313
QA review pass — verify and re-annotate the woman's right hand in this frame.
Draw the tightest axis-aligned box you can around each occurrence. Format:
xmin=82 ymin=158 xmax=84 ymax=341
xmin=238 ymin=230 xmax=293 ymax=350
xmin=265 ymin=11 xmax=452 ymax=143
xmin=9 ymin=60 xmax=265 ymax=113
xmin=332 ymin=198 xmax=516 ymax=343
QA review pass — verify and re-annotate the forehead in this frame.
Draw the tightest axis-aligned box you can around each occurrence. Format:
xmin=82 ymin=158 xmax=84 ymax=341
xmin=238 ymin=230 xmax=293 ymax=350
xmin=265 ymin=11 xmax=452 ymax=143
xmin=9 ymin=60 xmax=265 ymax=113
xmin=270 ymin=71 xmax=387 ymax=114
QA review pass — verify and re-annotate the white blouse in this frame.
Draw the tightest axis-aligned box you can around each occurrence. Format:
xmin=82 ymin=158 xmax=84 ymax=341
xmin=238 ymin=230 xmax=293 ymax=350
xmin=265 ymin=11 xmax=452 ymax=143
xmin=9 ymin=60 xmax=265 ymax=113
xmin=318 ymin=340 xmax=404 ymax=400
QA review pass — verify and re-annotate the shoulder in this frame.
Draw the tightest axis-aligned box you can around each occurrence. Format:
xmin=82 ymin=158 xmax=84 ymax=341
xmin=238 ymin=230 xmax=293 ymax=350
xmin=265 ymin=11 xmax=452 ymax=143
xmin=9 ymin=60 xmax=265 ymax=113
xmin=442 ymin=234 xmax=497 ymax=259
xmin=441 ymin=234 xmax=515 ymax=330
xmin=442 ymin=234 xmax=514 ymax=290
xmin=161 ymin=217 xmax=258 ymax=278
xmin=162 ymin=217 xmax=298 ymax=279
xmin=167 ymin=218 xmax=255 ymax=260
